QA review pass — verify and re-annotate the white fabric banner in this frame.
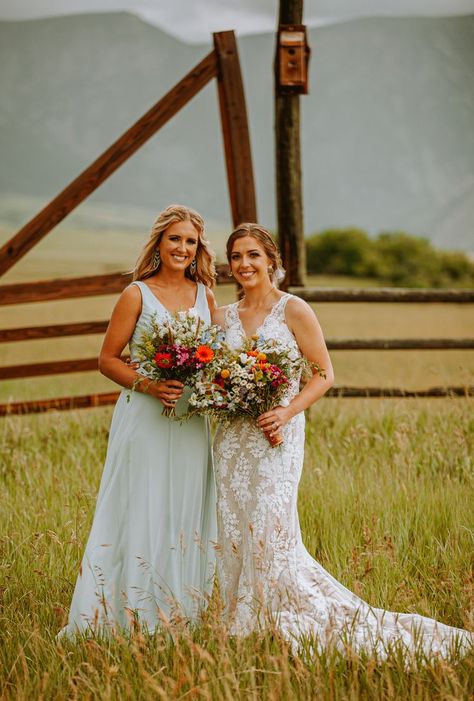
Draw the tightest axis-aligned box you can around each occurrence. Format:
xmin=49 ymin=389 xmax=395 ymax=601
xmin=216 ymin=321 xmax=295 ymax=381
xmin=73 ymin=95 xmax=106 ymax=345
xmin=1 ymin=0 xmax=473 ymax=43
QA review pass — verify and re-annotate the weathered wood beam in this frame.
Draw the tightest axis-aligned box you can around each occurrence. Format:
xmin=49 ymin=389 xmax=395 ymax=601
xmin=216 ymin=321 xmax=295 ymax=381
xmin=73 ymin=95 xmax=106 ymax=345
xmin=326 ymin=339 xmax=474 ymax=350
xmin=290 ymin=287 xmax=474 ymax=303
xmin=327 ymin=386 xmax=473 ymax=398
xmin=0 ymin=50 xmax=218 ymax=278
xmin=0 ymin=357 xmax=105 ymax=379
xmin=1 ymin=323 xmax=473 ymax=350
xmin=0 ymin=321 xmax=109 ymax=343
xmin=1 ymin=385 xmax=472 ymax=416
xmin=275 ymin=0 xmax=306 ymax=288
xmin=214 ymin=31 xmax=257 ymax=226
xmin=0 ymin=392 xmax=120 ymax=416
xmin=0 ymin=264 xmax=233 ymax=306
xmin=0 ymin=273 xmax=132 ymax=305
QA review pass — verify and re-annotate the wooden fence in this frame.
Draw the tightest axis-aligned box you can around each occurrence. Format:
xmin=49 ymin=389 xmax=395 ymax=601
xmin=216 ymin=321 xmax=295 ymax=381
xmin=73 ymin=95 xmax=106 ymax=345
xmin=0 ymin=30 xmax=472 ymax=416
xmin=0 ymin=31 xmax=255 ymax=415
xmin=1 ymin=277 xmax=472 ymax=415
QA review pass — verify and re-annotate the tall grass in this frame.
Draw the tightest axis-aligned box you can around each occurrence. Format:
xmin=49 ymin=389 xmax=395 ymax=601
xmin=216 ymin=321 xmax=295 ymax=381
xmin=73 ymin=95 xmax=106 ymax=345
xmin=1 ymin=399 xmax=473 ymax=699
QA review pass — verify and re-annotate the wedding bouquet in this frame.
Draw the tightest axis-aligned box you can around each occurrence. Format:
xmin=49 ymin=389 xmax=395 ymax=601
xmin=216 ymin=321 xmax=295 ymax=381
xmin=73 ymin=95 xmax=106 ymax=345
xmin=189 ymin=336 xmax=323 ymax=446
xmin=134 ymin=309 xmax=225 ymax=416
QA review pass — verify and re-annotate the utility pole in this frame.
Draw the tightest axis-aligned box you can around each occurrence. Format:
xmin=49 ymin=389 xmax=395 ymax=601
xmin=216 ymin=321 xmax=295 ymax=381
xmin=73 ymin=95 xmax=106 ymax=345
xmin=274 ymin=0 xmax=309 ymax=288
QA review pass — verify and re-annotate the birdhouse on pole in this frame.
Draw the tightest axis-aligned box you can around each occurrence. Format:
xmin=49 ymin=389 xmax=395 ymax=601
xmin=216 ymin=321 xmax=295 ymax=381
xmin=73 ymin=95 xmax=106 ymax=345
xmin=276 ymin=24 xmax=310 ymax=94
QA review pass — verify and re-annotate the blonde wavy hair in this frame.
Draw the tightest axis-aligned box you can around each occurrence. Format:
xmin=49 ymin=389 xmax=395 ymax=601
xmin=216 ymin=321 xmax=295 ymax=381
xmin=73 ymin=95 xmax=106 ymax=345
xmin=226 ymin=223 xmax=286 ymax=286
xmin=132 ymin=204 xmax=216 ymax=288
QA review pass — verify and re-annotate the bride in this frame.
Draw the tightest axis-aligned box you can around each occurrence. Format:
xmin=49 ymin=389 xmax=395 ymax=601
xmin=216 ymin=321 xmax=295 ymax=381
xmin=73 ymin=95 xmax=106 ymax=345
xmin=212 ymin=222 xmax=473 ymax=657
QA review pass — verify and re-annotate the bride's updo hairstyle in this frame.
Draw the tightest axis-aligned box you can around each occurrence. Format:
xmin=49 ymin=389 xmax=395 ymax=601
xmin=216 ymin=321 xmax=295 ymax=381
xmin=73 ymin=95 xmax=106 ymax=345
xmin=226 ymin=223 xmax=286 ymax=286
xmin=132 ymin=204 xmax=216 ymax=287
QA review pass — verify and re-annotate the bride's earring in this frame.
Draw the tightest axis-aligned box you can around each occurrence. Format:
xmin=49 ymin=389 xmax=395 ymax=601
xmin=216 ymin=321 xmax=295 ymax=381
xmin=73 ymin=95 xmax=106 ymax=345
xmin=152 ymin=249 xmax=161 ymax=270
xmin=227 ymin=268 xmax=233 ymax=277
xmin=190 ymin=259 xmax=197 ymax=274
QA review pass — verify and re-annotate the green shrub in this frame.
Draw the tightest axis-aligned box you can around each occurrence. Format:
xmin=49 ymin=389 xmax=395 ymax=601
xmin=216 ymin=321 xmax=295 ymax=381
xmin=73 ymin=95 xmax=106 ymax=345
xmin=306 ymin=228 xmax=474 ymax=287
xmin=306 ymin=228 xmax=377 ymax=277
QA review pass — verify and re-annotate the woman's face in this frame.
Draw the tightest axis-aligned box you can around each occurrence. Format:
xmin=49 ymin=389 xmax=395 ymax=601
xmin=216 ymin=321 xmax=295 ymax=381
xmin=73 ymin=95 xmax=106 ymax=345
xmin=158 ymin=220 xmax=199 ymax=273
xmin=229 ymin=235 xmax=272 ymax=289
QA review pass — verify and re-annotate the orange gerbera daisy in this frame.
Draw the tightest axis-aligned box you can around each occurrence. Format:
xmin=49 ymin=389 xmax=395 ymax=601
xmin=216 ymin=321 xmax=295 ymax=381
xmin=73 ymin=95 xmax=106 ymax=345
xmin=195 ymin=345 xmax=214 ymax=363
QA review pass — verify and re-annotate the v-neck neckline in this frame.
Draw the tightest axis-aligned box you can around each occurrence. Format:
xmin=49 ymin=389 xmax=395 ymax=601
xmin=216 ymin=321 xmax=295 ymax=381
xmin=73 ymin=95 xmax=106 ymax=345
xmin=142 ymin=281 xmax=199 ymax=314
xmin=234 ymin=294 xmax=287 ymax=340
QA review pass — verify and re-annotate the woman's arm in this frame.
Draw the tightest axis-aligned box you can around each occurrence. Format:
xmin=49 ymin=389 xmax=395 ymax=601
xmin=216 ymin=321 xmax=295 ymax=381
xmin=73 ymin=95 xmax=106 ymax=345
xmin=257 ymin=297 xmax=334 ymax=433
xmin=205 ymin=287 xmax=218 ymax=316
xmin=211 ymin=304 xmax=226 ymax=328
xmin=98 ymin=285 xmax=184 ymax=408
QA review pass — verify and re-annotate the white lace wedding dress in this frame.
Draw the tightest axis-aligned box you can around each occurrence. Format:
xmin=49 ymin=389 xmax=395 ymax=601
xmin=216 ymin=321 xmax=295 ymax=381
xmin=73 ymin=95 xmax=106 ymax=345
xmin=213 ymin=293 xmax=473 ymax=657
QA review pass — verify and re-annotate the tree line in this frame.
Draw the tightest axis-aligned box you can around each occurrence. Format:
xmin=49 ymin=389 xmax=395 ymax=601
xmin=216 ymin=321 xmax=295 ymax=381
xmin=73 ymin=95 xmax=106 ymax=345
xmin=305 ymin=229 xmax=474 ymax=287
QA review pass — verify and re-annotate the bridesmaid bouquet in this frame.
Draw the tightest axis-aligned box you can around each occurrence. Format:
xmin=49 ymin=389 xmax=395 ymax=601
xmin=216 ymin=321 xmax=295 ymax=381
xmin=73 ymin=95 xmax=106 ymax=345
xmin=189 ymin=337 xmax=322 ymax=446
xmin=134 ymin=310 xmax=226 ymax=416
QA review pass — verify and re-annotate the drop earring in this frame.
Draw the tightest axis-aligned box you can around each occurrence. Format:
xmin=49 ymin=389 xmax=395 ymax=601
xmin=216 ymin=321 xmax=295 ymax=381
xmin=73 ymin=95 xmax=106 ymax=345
xmin=227 ymin=268 xmax=233 ymax=277
xmin=152 ymin=249 xmax=161 ymax=270
xmin=267 ymin=266 xmax=274 ymax=276
xmin=190 ymin=259 xmax=197 ymax=274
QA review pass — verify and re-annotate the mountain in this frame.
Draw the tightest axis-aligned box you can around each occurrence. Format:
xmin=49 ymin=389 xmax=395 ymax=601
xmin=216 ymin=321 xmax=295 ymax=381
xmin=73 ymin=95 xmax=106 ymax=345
xmin=0 ymin=13 xmax=473 ymax=251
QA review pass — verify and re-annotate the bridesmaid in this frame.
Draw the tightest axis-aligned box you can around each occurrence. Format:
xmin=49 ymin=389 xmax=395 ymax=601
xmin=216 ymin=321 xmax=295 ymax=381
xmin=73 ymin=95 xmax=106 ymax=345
xmin=60 ymin=204 xmax=217 ymax=637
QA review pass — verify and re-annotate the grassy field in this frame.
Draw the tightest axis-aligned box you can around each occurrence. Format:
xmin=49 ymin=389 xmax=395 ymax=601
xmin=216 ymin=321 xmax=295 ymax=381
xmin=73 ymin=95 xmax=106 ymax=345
xmin=1 ymin=226 xmax=473 ymax=697
xmin=1 ymin=399 xmax=473 ymax=699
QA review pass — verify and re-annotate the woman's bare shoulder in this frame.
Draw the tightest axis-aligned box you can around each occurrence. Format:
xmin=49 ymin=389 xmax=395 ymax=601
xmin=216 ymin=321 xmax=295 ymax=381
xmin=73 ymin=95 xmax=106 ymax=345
xmin=285 ymin=294 xmax=315 ymax=321
xmin=205 ymin=286 xmax=217 ymax=313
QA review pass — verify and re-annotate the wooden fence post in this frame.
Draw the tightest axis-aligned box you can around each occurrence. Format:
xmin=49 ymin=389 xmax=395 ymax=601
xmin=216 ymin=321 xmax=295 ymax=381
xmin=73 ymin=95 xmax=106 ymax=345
xmin=275 ymin=0 xmax=307 ymax=288
xmin=214 ymin=31 xmax=257 ymax=227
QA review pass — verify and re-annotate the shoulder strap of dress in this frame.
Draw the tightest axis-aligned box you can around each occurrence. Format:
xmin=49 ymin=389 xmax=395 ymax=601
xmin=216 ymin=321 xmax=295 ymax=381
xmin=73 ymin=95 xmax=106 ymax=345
xmin=274 ymin=292 xmax=292 ymax=315
xmin=195 ymin=282 xmax=209 ymax=317
xmin=129 ymin=280 xmax=154 ymax=308
xmin=224 ymin=301 xmax=239 ymax=328
xmin=196 ymin=281 xmax=205 ymax=305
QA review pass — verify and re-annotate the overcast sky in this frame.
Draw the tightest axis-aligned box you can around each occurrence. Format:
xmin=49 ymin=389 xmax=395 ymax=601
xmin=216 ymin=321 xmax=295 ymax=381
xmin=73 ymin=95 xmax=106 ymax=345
xmin=1 ymin=0 xmax=474 ymax=42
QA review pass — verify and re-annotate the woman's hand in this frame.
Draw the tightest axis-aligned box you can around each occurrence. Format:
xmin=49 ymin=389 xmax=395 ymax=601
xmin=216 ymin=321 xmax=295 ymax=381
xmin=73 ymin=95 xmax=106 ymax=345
xmin=145 ymin=379 xmax=184 ymax=408
xmin=257 ymin=405 xmax=293 ymax=436
xmin=127 ymin=361 xmax=184 ymax=408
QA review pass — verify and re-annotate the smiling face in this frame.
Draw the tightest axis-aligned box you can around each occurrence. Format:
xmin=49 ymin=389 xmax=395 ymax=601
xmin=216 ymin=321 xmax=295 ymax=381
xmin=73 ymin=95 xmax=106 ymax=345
xmin=229 ymin=235 xmax=272 ymax=289
xmin=158 ymin=220 xmax=199 ymax=272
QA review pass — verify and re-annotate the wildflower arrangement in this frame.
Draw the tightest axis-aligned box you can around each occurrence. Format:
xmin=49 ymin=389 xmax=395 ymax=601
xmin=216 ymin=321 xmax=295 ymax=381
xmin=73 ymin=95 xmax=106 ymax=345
xmin=189 ymin=336 xmax=325 ymax=446
xmin=134 ymin=309 xmax=225 ymax=416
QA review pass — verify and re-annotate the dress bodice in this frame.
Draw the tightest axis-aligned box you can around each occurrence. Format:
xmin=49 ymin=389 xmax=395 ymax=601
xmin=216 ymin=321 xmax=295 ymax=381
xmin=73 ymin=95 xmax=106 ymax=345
xmin=128 ymin=280 xmax=211 ymax=365
xmin=223 ymin=293 xmax=299 ymax=352
xmin=223 ymin=293 xmax=301 ymax=401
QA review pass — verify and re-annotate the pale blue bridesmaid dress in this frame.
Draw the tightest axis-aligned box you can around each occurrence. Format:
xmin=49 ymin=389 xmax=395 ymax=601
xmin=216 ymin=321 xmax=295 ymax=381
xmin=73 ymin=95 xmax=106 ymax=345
xmin=60 ymin=281 xmax=216 ymax=637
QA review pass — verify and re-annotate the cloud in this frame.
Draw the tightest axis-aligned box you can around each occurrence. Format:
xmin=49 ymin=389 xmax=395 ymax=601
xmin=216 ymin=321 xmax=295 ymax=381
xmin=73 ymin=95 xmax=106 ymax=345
xmin=1 ymin=0 xmax=473 ymax=43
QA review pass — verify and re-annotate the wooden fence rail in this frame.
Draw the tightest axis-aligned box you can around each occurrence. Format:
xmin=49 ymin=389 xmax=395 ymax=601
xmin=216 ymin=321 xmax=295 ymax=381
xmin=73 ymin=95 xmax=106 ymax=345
xmin=1 ymin=324 xmax=473 ymax=349
xmin=0 ymin=265 xmax=233 ymax=306
xmin=290 ymin=287 xmax=474 ymax=303
xmin=2 ymin=277 xmax=472 ymax=308
xmin=1 ymin=385 xmax=472 ymax=417
xmin=0 ymin=322 xmax=109 ymax=343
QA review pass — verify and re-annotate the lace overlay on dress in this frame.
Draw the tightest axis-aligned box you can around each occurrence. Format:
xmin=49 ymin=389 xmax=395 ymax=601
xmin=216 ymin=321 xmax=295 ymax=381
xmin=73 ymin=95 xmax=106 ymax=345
xmin=213 ymin=294 xmax=473 ymax=656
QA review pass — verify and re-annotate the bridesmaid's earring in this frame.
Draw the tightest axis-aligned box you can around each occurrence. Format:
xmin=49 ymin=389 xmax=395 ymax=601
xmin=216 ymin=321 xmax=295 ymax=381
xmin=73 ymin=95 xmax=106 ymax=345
xmin=267 ymin=266 xmax=274 ymax=276
xmin=152 ymin=249 xmax=161 ymax=270
xmin=190 ymin=259 xmax=197 ymax=274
